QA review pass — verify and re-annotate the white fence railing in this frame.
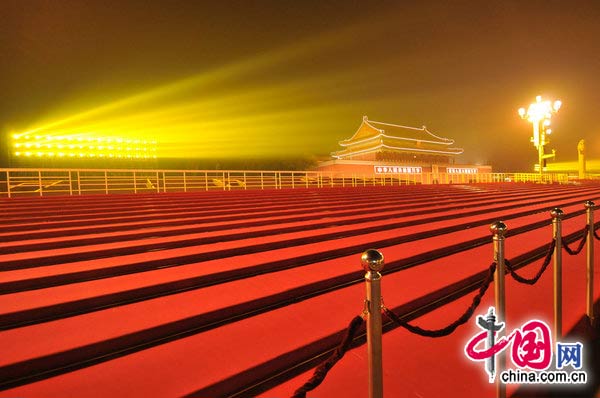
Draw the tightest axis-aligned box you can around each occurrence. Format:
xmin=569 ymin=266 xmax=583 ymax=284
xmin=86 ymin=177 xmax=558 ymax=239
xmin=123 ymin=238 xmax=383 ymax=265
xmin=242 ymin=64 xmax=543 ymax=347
xmin=0 ymin=168 xmax=575 ymax=198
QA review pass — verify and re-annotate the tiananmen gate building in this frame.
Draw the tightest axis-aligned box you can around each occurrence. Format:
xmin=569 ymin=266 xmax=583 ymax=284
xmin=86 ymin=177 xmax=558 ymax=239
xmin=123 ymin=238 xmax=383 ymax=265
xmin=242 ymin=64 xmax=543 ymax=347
xmin=317 ymin=116 xmax=491 ymax=178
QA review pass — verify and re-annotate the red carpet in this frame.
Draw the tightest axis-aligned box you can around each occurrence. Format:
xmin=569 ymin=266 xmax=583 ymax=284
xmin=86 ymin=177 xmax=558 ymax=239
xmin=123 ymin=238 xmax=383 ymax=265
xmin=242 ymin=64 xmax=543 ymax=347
xmin=0 ymin=183 xmax=599 ymax=397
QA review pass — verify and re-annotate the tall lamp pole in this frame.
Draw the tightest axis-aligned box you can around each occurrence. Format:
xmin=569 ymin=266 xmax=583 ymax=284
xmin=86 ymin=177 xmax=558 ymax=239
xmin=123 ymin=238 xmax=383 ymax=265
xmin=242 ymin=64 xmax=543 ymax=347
xmin=518 ymin=95 xmax=562 ymax=179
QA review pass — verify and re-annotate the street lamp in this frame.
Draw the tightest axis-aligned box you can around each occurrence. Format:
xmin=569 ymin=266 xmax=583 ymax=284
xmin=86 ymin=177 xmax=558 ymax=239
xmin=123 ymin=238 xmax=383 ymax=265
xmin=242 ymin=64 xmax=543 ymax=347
xmin=518 ymin=95 xmax=562 ymax=178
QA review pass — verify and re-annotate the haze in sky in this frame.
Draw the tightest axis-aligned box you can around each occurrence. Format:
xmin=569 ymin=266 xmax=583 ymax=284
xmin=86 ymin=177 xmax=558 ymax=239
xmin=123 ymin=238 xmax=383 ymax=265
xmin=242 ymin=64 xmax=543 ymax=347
xmin=2 ymin=0 xmax=600 ymax=171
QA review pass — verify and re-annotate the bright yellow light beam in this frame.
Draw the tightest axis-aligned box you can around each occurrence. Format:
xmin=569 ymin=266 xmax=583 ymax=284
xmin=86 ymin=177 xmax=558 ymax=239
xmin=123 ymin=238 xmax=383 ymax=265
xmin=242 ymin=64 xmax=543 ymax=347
xmin=18 ymin=15 xmax=387 ymax=138
xmin=12 ymin=59 xmax=383 ymax=160
xmin=27 ymin=70 xmax=359 ymax=137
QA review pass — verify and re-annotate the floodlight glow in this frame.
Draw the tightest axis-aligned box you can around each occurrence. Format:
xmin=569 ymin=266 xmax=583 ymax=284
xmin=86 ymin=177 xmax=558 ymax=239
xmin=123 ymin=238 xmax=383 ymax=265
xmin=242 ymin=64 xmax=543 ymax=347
xmin=10 ymin=133 xmax=158 ymax=160
xmin=8 ymin=19 xmax=389 ymax=161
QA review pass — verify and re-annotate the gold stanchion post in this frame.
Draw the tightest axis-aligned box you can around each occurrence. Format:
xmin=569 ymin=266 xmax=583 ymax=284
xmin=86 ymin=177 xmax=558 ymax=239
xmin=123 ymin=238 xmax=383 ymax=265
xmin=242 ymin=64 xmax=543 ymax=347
xmin=490 ymin=221 xmax=507 ymax=398
xmin=585 ymin=201 xmax=595 ymax=326
xmin=361 ymin=249 xmax=384 ymax=398
xmin=551 ymin=208 xmax=564 ymax=340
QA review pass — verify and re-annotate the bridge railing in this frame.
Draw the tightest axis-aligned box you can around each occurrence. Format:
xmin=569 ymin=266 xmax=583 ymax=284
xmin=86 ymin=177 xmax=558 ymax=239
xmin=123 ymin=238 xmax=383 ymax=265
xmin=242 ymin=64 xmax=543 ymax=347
xmin=0 ymin=168 xmax=573 ymax=198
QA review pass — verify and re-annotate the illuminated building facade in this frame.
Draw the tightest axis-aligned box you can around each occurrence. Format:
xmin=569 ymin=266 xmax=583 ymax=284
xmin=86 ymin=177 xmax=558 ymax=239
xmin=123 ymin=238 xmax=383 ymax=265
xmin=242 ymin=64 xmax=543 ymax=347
xmin=318 ymin=116 xmax=491 ymax=176
xmin=332 ymin=116 xmax=463 ymax=163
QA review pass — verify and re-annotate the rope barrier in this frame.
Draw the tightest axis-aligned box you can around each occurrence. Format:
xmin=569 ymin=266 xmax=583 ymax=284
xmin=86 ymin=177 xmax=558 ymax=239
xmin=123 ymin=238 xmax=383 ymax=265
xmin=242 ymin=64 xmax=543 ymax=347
xmin=294 ymin=211 xmax=595 ymax=397
xmin=382 ymin=262 xmax=496 ymax=338
xmin=562 ymin=225 xmax=589 ymax=255
xmin=292 ymin=315 xmax=364 ymax=398
xmin=505 ymin=239 xmax=555 ymax=285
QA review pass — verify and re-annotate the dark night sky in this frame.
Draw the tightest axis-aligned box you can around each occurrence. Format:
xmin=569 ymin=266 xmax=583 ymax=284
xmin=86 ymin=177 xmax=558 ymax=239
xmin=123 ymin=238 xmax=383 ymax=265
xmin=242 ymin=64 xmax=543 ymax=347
xmin=2 ymin=0 xmax=600 ymax=171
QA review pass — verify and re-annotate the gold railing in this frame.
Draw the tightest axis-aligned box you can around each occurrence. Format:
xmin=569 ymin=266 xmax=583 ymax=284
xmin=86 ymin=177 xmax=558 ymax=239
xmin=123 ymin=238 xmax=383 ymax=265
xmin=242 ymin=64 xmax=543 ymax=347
xmin=0 ymin=168 xmax=573 ymax=198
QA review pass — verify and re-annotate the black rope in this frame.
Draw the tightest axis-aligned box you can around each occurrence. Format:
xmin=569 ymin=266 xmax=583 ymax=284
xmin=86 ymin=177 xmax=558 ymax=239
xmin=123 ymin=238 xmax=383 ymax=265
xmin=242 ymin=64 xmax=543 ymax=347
xmin=595 ymin=225 xmax=600 ymax=241
xmin=292 ymin=315 xmax=364 ymax=398
xmin=505 ymin=239 xmax=556 ymax=285
xmin=563 ymin=225 xmax=589 ymax=256
xmin=382 ymin=262 xmax=496 ymax=338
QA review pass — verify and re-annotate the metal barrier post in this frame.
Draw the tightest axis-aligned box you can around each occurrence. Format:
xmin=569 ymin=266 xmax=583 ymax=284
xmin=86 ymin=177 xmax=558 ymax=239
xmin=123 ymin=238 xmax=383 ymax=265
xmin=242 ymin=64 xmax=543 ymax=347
xmin=585 ymin=201 xmax=595 ymax=325
xmin=490 ymin=221 xmax=507 ymax=398
xmin=7 ymin=171 xmax=11 ymax=198
xmin=551 ymin=208 xmax=564 ymax=339
xmin=361 ymin=249 xmax=384 ymax=398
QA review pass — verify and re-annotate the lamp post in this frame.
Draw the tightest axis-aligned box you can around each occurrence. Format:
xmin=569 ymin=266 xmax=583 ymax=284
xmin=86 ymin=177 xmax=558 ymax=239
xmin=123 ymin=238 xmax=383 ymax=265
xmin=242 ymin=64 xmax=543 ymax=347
xmin=518 ymin=95 xmax=562 ymax=179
